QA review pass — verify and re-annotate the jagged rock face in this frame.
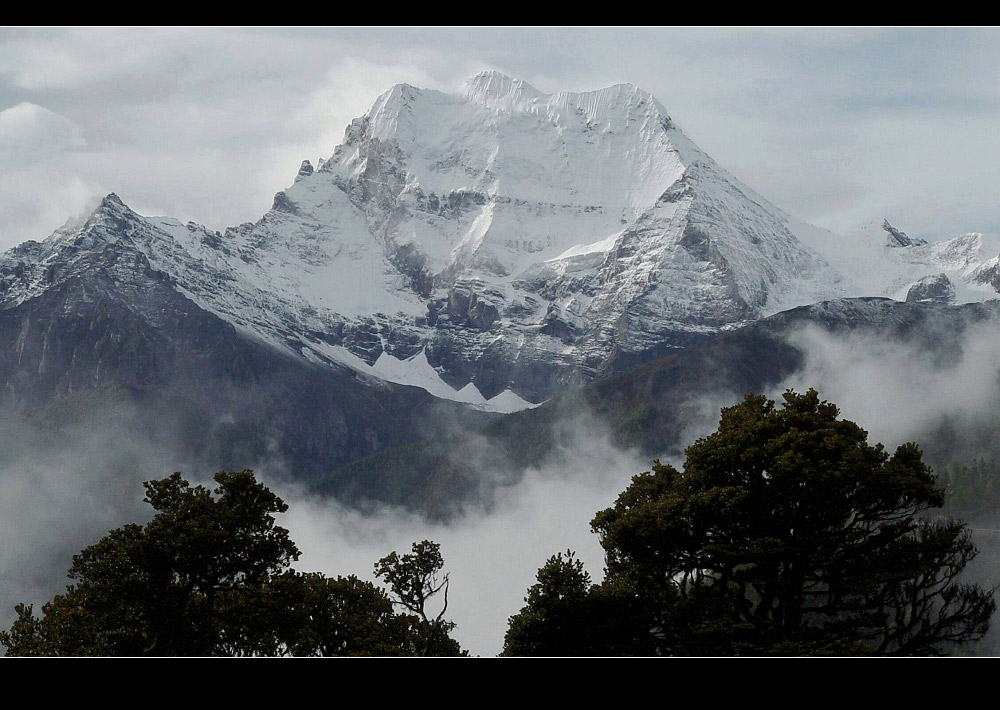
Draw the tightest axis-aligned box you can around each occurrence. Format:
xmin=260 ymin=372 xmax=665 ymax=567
xmin=302 ymin=76 xmax=859 ymax=399
xmin=906 ymin=273 xmax=956 ymax=304
xmin=883 ymin=219 xmax=927 ymax=247
xmin=3 ymin=74 xmax=999 ymax=407
xmin=815 ymin=217 xmax=1000 ymax=305
xmin=971 ymin=256 xmax=1000 ymax=292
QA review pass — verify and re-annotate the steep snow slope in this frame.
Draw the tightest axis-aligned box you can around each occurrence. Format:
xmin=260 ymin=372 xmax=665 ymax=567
xmin=154 ymin=72 xmax=852 ymax=399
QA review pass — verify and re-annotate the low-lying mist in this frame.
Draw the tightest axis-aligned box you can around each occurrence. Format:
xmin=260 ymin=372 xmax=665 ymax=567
xmin=776 ymin=321 xmax=1000 ymax=455
xmin=278 ymin=416 xmax=648 ymax=657
xmin=0 ymin=401 xmax=651 ymax=657
xmin=0 ymin=408 xmax=187 ymax=621
xmin=3 ymin=311 xmax=1000 ymax=656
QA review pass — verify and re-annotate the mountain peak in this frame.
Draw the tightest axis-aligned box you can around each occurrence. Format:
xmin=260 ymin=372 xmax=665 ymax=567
xmin=63 ymin=192 xmax=145 ymax=245
xmin=82 ymin=193 xmax=136 ymax=226
xmin=101 ymin=192 xmax=125 ymax=209
xmin=463 ymin=71 xmax=545 ymax=110
xmin=90 ymin=192 xmax=142 ymax=223
xmin=882 ymin=218 xmax=927 ymax=247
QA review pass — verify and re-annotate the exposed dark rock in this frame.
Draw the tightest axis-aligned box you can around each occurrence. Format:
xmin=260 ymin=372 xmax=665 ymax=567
xmin=270 ymin=191 xmax=298 ymax=214
xmin=296 ymin=160 xmax=314 ymax=181
xmin=389 ymin=242 xmax=434 ymax=298
xmin=467 ymin=293 xmax=499 ymax=331
xmin=906 ymin=273 xmax=956 ymax=304
xmin=0 ymin=237 xmax=496 ymax=500
xmin=539 ymin=304 xmax=583 ymax=342
xmin=883 ymin=219 xmax=927 ymax=247
xmin=972 ymin=259 xmax=1000 ymax=293
xmin=335 ymin=298 xmax=1000 ymax=515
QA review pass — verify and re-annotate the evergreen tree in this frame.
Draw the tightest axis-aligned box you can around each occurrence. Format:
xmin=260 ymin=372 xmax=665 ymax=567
xmin=505 ymin=389 xmax=995 ymax=656
xmin=375 ymin=540 xmax=464 ymax=656
xmin=1 ymin=471 xmax=464 ymax=657
xmin=590 ymin=389 xmax=995 ymax=655
xmin=502 ymin=551 xmax=655 ymax=656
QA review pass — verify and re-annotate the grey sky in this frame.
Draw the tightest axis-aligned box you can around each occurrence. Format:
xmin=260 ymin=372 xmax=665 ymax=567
xmin=1 ymin=27 xmax=998 ymax=250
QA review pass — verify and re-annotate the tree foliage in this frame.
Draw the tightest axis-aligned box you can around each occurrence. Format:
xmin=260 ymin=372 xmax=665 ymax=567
xmin=506 ymin=389 xmax=996 ymax=656
xmin=502 ymin=551 xmax=654 ymax=656
xmin=593 ymin=389 xmax=995 ymax=655
xmin=375 ymin=540 xmax=464 ymax=656
xmin=1 ymin=471 xmax=463 ymax=657
xmin=937 ymin=457 xmax=1000 ymax=517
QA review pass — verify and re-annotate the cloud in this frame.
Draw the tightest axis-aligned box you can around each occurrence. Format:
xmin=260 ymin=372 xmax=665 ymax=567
xmin=0 ymin=391 xmax=649 ymax=658
xmin=775 ymin=321 xmax=1000 ymax=451
xmin=0 ymin=101 xmax=86 ymax=156
xmin=0 ymin=28 xmax=182 ymax=92
xmin=276 ymin=412 xmax=648 ymax=657
xmin=276 ymin=317 xmax=1000 ymax=656
xmin=0 ymin=102 xmax=104 ymax=246
xmin=0 ymin=411 xmax=181 ymax=616
xmin=4 ymin=312 xmax=1000 ymax=656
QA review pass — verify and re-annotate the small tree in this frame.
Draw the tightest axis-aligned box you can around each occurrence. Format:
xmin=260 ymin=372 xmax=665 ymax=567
xmin=375 ymin=540 xmax=463 ymax=656
xmin=244 ymin=572 xmax=412 ymax=657
xmin=590 ymin=389 xmax=995 ymax=655
xmin=503 ymin=551 xmax=593 ymax=657
xmin=502 ymin=551 xmax=656 ymax=656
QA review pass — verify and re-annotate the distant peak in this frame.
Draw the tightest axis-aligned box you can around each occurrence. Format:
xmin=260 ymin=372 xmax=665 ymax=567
xmin=465 ymin=70 xmax=523 ymax=88
xmin=463 ymin=71 xmax=545 ymax=110
xmin=387 ymin=82 xmax=419 ymax=99
xmin=90 ymin=192 xmax=134 ymax=221
xmin=601 ymin=82 xmax=645 ymax=96
xmin=85 ymin=192 xmax=141 ymax=227
xmin=562 ymin=81 xmax=669 ymax=115
xmin=44 ymin=191 xmax=139 ymax=248
xmin=881 ymin=219 xmax=927 ymax=247
xmin=101 ymin=192 xmax=124 ymax=208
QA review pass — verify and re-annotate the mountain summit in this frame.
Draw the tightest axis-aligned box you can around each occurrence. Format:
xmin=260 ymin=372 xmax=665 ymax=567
xmin=2 ymin=74 xmax=998 ymax=405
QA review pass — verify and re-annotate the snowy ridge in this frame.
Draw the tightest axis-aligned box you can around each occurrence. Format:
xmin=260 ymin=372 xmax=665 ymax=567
xmin=2 ymin=73 xmax=999 ymax=407
xmin=792 ymin=216 xmax=1000 ymax=305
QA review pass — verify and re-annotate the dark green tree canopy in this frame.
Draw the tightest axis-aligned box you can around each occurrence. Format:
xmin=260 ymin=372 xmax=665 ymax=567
xmin=1 ymin=471 xmax=464 ymax=657
xmin=502 ymin=551 xmax=655 ymax=657
xmin=590 ymin=389 xmax=995 ymax=655
xmin=505 ymin=389 xmax=995 ymax=656
xmin=5 ymin=470 xmax=302 ymax=656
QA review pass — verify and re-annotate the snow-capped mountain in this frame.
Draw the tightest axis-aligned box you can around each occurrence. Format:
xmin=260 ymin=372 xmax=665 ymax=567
xmin=794 ymin=217 xmax=1000 ymax=306
xmin=2 ymin=72 xmax=998 ymax=408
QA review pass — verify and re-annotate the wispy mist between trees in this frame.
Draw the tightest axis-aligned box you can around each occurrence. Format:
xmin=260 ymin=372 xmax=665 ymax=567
xmin=4 ymin=316 xmax=1000 ymax=655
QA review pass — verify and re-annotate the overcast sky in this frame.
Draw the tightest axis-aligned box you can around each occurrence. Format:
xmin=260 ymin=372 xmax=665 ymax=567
xmin=1 ymin=27 xmax=999 ymax=251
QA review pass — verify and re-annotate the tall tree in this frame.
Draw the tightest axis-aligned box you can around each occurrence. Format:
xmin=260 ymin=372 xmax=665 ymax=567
xmin=1 ymin=470 xmax=300 ymax=656
xmin=590 ymin=389 xmax=995 ymax=655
